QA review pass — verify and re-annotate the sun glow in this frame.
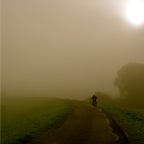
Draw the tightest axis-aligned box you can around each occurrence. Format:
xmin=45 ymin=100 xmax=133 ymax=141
xmin=126 ymin=0 xmax=144 ymax=26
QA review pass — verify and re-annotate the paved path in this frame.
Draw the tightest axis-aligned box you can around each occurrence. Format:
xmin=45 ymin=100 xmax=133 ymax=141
xmin=30 ymin=101 xmax=129 ymax=144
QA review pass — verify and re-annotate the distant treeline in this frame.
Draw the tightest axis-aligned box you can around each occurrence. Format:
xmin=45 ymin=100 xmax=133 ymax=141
xmin=93 ymin=62 xmax=144 ymax=108
xmin=114 ymin=63 xmax=144 ymax=102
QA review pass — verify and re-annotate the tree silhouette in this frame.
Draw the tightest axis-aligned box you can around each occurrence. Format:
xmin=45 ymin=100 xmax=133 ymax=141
xmin=114 ymin=63 xmax=144 ymax=101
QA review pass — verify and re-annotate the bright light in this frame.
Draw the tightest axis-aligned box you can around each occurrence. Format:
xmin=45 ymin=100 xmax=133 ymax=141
xmin=126 ymin=0 xmax=144 ymax=25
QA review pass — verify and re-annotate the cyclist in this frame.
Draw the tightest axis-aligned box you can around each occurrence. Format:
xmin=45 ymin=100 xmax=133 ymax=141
xmin=91 ymin=94 xmax=97 ymax=107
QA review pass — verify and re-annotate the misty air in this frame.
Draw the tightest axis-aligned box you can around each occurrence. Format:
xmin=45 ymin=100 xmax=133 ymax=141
xmin=1 ymin=0 xmax=144 ymax=144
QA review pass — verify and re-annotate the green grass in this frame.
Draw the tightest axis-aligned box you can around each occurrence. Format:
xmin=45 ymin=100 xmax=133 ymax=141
xmin=100 ymin=103 xmax=144 ymax=144
xmin=1 ymin=96 xmax=72 ymax=144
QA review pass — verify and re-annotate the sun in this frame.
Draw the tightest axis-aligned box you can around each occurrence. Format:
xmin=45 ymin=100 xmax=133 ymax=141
xmin=126 ymin=0 xmax=144 ymax=26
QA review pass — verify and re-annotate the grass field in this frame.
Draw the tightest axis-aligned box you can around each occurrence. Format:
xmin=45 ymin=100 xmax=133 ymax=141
xmin=99 ymin=103 xmax=144 ymax=144
xmin=1 ymin=96 xmax=72 ymax=144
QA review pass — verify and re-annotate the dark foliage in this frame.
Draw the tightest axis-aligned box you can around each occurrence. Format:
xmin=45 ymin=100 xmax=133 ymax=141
xmin=114 ymin=63 xmax=144 ymax=102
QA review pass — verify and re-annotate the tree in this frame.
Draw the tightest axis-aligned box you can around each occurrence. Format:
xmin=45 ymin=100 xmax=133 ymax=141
xmin=95 ymin=91 xmax=112 ymax=104
xmin=114 ymin=63 xmax=144 ymax=101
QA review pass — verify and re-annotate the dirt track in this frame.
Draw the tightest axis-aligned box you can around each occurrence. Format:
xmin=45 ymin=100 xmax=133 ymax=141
xmin=30 ymin=101 xmax=129 ymax=144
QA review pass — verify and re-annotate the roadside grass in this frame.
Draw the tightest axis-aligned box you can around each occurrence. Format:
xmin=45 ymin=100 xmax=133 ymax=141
xmin=1 ymin=96 xmax=72 ymax=144
xmin=99 ymin=103 xmax=144 ymax=144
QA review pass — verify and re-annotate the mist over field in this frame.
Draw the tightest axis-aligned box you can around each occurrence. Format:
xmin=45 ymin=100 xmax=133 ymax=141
xmin=2 ymin=0 xmax=144 ymax=99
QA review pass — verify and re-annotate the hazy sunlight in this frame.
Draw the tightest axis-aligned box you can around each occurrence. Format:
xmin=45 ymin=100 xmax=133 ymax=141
xmin=125 ymin=0 xmax=144 ymax=26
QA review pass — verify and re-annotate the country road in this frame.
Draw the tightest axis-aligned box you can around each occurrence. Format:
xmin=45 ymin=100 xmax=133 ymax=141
xmin=30 ymin=101 xmax=129 ymax=144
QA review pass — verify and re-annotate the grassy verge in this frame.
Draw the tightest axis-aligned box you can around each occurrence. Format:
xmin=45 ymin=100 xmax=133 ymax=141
xmin=100 ymin=103 xmax=144 ymax=144
xmin=1 ymin=96 xmax=72 ymax=144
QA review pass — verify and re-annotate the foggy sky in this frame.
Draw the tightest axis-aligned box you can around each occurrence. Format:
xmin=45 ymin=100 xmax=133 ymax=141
xmin=2 ymin=0 xmax=144 ymax=99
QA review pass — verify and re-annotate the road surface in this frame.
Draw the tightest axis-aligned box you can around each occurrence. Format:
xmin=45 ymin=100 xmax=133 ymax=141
xmin=30 ymin=101 xmax=129 ymax=144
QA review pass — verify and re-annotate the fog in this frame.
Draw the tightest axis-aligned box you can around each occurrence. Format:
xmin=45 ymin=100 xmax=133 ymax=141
xmin=2 ymin=0 xmax=144 ymax=99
